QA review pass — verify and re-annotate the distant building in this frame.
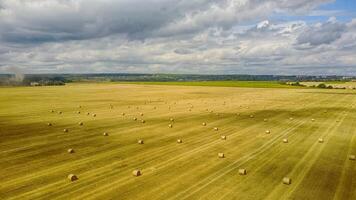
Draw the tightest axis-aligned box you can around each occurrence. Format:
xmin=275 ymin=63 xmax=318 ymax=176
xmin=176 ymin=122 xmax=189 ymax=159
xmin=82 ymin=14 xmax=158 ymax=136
xmin=30 ymin=82 xmax=40 ymax=86
xmin=342 ymin=76 xmax=353 ymax=80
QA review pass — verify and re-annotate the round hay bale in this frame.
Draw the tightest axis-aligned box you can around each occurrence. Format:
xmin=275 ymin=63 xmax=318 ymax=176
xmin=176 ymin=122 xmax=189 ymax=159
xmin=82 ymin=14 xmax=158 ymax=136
xmin=58 ymin=111 xmax=62 ymax=114
xmin=218 ymin=153 xmax=225 ymax=158
xmin=87 ymin=112 xmax=90 ymax=115
xmin=170 ymin=118 xmax=174 ymax=122
xmin=168 ymin=124 xmax=173 ymax=128
xmin=77 ymin=111 xmax=81 ymax=114
xmin=214 ymin=127 xmax=219 ymax=131
xmin=250 ymin=115 xmax=254 ymax=118
xmin=140 ymin=113 xmax=144 ymax=116
xmin=283 ymin=138 xmax=288 ymax=143
xmin=318 ymin=138 xmax=324 ymax=143
xmin=141 ymin=119 xmax=145 ymax=123
xmin=67 ymin=149 xmax=74 ymax=153
xmin=47 ymin=123 xmax=52 ymax=126
xmin=121 ymin=112 xmax=125 ymax=116
xmin=132 ymin=170 xmax=141 ymax=176
xmin=221 ymin=135 xmax=226 ymax=140
xmin=265 ymin=130 xmax=271 ymax=134
xmin=238 ymin=169 xmax=247 ymax=175
xmin=349 ymin=155 xmax=355 ymax=160
xmin=63 ymin=128 xmax=68 ymax=133
xmin=78 ymin=122 xmax=83 ymax=126
xmin=283 ymin=177 xmax=291 ymax=185
xmin=133 ymin=117 xmax=137 ymax=121
xmin=68 ymin=174 xmax=78 ymax=181
xmin=202 ymin=122 xmax=207 ymax=126
xmin=177 ymin=139 xmax=182 ymax=143
xmin=103 ymin=132 xmax=109 ymax=136
xmin=138 ymin=140 xmax=144 ymax=144
xmin=51 ymin=110 xmax=54 ymax=113
xmin=92 ymin=114 xmax=96 ymax=117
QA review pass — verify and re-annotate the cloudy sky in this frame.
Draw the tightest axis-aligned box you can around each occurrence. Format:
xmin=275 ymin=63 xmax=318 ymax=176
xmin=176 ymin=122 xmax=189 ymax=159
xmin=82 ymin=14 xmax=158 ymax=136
xmin=0 ymin=0 xmax=355 ymax=75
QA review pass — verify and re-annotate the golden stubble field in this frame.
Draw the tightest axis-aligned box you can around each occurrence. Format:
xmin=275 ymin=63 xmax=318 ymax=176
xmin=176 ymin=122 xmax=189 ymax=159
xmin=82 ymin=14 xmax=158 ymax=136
xmin=1 ymin=83 xmax=356 ymax=200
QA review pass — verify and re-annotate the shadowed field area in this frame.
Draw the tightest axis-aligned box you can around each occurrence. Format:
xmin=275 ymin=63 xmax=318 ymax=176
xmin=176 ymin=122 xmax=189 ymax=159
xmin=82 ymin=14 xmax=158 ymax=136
xmin=0 ymin=83 xmax=355 ymax=200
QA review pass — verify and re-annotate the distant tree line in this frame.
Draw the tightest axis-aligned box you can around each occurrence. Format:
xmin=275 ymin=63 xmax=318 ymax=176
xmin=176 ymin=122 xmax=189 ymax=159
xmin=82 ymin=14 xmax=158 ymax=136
xmin=0 ymin=73 xmax=355 ymax=86
xmin=283 ymin=82 xmax=350 ymax=90
xmin=0 ymin=74 xmax=66 ymax=86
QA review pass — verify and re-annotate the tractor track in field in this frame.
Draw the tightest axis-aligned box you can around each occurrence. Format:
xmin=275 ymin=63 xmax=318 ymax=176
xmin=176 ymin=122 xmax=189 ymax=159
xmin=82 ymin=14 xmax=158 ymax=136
xmin=168 ymin=93 xmax=345 ymax=200
xmin=264 ymin=95 xmax=354 ymax=200
xmin=13 ymin=93 xmax=318 ymax=198
xmin=9 ymin=99 xmax=298 ymax=200
xmin=332 ymin=114 xmax=356 ymax=200
xmin=73 ymin=93 xmax=336 ymax=200
xmin=2 ymin=85 xmax=355 ymax=200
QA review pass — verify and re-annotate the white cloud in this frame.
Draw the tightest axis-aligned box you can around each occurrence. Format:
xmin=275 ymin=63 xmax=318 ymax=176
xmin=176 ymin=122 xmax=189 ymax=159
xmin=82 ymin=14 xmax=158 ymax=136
xmin=0 ymin=0 xmax=355 ymax=75
xmin=296 ymin=17 xmax=346 ymax=46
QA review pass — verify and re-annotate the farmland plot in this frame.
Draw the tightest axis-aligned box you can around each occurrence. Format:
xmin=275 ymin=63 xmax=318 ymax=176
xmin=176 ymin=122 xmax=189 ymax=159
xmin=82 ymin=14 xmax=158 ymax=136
xmin=0 ymin=83 xmax=355 ymax=200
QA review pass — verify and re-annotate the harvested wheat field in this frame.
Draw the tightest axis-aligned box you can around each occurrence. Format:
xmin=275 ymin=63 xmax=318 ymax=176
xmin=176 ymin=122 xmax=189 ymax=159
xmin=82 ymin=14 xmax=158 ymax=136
xmin=1 ymin=83 xmax=356 ymax=200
